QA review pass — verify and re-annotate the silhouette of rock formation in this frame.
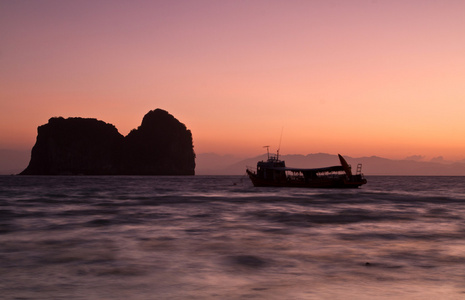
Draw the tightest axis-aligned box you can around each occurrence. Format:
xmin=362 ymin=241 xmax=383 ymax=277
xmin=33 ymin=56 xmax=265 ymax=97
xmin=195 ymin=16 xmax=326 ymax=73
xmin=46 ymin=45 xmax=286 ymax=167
xmin=122 ymin=109 xmax=195 ymax=175
xmin=20 ymin=109 xmax=195 ymax=175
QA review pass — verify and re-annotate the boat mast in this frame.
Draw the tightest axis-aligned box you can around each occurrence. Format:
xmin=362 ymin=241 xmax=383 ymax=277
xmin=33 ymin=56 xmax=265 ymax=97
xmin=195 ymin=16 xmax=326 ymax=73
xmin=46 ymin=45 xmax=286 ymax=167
xmin=277 ymin=127 xmax=283 ymax=161
xmin=263 ymin=145 xmax=270 ymax=159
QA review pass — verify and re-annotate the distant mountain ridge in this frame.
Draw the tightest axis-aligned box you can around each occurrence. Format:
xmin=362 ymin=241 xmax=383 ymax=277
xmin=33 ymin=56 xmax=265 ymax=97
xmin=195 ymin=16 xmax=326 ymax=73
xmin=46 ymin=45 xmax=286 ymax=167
xmin=3 ymin=150 xmax=465 ymax=176
xmin=196 ymin=153 xmax=465 ymax=175
xmin=0 ymin=149 xmax=30 ymax=175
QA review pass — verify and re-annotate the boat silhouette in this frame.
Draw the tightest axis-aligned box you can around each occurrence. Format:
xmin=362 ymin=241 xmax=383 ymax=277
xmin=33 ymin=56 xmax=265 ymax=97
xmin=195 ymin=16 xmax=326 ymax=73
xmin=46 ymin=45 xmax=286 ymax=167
xmin=246 ymin=150 xmax=367 ymax=188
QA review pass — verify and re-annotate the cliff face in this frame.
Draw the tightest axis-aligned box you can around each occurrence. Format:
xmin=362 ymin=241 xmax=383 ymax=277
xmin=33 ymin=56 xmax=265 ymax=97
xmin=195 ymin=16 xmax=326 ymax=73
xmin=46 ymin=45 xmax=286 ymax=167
xmin=21 ymin=117 xmax=124 ymax=175
xmin=123 ymin=109 xmax=196 ymax=175
xmin=20 ymin=109 xmax=195 ymax=175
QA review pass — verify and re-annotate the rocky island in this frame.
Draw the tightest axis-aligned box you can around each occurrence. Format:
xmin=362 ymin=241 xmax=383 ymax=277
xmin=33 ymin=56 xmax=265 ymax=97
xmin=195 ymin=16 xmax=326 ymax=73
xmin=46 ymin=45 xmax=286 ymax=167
xmin=20 ymin=109 xmax=195 ymax=175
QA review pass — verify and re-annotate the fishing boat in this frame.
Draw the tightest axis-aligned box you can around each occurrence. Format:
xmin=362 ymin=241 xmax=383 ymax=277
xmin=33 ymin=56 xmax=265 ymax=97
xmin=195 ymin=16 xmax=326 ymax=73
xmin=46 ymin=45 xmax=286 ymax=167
xmin=246 ymin=150 xmax=367 ymax=188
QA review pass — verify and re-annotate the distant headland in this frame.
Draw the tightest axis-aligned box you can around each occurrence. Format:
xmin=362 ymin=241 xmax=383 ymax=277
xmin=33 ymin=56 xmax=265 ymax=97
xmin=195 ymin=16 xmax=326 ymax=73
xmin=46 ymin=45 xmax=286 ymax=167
xmin=20 ymin=109 xmax=195 ymax=175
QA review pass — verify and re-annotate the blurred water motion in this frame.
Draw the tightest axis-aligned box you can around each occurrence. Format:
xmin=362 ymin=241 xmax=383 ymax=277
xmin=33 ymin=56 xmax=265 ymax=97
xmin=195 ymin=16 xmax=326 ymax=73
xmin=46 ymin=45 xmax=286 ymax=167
xmin=1 ymin=175 xmax=465 ymax=299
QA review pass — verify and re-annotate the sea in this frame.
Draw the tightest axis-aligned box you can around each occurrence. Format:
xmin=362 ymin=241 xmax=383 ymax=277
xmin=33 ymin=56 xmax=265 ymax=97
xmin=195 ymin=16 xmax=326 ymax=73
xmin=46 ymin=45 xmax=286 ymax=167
xmin=1 ymin=175 xmax=465 ymax=299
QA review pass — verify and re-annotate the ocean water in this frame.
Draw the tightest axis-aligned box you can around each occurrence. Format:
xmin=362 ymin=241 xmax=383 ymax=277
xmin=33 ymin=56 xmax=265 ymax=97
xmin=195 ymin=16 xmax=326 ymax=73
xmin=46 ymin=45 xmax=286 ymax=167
xmin=1 ymin=175 xmax=465 ymax=299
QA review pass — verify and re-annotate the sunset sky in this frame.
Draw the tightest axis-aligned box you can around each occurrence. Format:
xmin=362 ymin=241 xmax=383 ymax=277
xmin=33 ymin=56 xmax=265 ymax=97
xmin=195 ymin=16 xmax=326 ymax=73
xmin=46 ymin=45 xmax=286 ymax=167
xmin=1 ymin=0 xmax=464 ymax=161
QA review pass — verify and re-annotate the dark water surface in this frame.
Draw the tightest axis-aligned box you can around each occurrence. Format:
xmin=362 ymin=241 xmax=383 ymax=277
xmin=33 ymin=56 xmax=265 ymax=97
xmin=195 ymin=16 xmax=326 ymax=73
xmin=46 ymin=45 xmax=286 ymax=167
xmin=1 ymin=175 xmax=465 ymax=299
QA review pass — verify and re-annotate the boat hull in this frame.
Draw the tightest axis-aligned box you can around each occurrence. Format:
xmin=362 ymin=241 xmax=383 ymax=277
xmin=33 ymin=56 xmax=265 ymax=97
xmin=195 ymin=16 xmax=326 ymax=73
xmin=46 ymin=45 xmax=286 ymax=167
xmin=246 ymin=169 xmax=366 ymax=188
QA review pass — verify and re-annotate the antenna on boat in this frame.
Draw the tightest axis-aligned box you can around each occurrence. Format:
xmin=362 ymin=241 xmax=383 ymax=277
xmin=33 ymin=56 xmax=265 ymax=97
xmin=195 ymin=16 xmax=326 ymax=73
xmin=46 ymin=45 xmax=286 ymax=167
xmin=277 ymin=127 xmax=284 ymax=160
xmin=263 ymin=145 xmax=270 ymax=159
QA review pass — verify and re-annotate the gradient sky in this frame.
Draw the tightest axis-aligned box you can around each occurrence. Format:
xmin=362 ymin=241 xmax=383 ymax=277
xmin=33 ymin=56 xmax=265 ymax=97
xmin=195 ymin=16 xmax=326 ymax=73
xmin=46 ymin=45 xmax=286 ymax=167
xmin=1 ymin=0 xmax=464 ymax=160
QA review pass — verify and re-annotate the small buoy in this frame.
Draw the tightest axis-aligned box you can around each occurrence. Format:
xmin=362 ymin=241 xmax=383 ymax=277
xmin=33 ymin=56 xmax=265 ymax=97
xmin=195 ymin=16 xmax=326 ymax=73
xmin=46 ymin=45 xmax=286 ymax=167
xmin=365 ymin=262 xmax=371 ymax=266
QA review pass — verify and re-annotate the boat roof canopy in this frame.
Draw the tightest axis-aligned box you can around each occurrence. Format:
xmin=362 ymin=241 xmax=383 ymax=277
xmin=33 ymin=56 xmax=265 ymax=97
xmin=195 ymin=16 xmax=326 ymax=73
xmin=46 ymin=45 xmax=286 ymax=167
xmin=266 ymin=165 xmax=345 ymax=173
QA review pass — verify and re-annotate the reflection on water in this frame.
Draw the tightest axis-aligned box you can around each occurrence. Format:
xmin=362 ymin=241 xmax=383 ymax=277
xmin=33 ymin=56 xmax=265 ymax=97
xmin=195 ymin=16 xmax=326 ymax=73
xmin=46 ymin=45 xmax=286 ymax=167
xmin=1 ymin=175 xmax=465 ymax=299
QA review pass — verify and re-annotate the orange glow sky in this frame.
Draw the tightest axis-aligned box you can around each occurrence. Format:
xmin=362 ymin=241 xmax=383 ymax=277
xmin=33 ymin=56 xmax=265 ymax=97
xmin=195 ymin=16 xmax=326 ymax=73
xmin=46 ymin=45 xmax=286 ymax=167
xmin=1 ymin=1 xmax=465 ymax=160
